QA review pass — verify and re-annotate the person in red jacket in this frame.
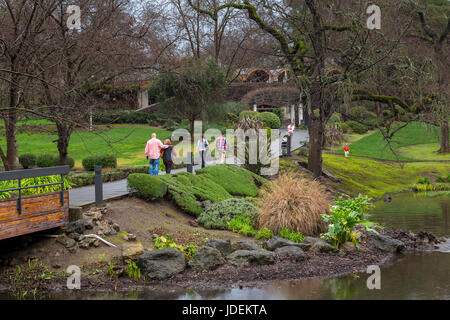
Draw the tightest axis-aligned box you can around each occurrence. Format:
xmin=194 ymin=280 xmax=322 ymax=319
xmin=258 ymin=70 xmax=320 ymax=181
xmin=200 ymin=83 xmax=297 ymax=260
xmin=344 ymin=144 xmax=350 ymax=157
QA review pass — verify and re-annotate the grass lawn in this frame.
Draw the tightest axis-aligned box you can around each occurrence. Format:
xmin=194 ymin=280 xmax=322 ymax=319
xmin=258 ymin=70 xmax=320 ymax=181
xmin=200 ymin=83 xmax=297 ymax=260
xmin=398 ymin=143 xmax=450 ymax=161
xmin=338 ymin=122 xmax=446 ymax=161
xmin=1 ymin=126 xmax=172 ymax=168
xmin=323 ymin=154 xmax=450 ymax=198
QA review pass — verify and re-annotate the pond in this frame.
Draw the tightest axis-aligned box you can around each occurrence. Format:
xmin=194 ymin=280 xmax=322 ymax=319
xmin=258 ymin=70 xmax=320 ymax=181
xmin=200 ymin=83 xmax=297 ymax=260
xmin=4 ymin=192 xmax=450 ymax=300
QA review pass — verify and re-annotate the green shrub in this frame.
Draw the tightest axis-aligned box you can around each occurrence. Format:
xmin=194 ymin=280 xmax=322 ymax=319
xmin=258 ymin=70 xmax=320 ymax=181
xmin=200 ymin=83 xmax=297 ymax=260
xmin=160 ymin=172 xmax=232 ymax=216
xmin=36 ymin=154 xmax=56 ymax=168
xmin=256 ymin=112 xmax=281 ymax=129
xmin=0 ymin=175 xmax=73 ymax=199
xmin=19 ymin=154 xmax=37 ymax=169
xmin=327 ymin=113 xmax=342 ymax=124
xmin=279 ymin=228 xmax=305 ymax=243
xmin=347 ymin=121 xmax=368 ymax=134
xmin=337 ymin=122 xmax=350 ymax=133
xmin=255 ymin=228 xmax=273 ymax=240
xmin=198 ymin=198 xmax=258 ymax=230
xmin=417 ymin=177 xmax=431 ymax=185
xmin=321 ymin=194 xmax=377 ymax=248
xmin=272 ymin=108 xmax=284 ymax=123
xmin=127 ymin=173 xmax=167 ymax=200
xmin=196 ymin=164 xmax=268 ymax=197
xmin=82 ymin=154 xmax=117 ymax=171
xmin=228 ymin=216 xmax=256 ymax=237
xmin=348 ymin=106 xmax=375 ymax=121
xmin=93 ymin=111 xmax=153 ymax=124
xmin=297 ymin=146 xmax=309 ymax=157
xmin=52 ymin=156 xmax=75 ymax=168
xmin=239 ymin=110 xmax=258 ymax=119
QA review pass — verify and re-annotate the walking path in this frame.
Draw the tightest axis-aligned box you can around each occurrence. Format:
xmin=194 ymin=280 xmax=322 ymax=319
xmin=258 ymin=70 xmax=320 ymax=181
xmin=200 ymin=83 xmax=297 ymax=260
xmin=69 ymin=130 xmax=309 ymax=207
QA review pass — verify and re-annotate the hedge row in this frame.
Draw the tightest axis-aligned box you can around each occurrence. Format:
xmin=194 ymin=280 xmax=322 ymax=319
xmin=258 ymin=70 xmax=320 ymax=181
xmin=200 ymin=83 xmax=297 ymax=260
xmin=82 ymin=154 xmax=117 ymax=171
xmin=196 ymin=164 xmax=269 ymax=197
xmin=93 ymin=110 xmax=183 ymax=125
xmin=239 ymin=111 xmax=281 ymax=129
xmin=69 ymin=166 xmax=150 ymax=187
xmin=127 ymin=174 xmax=167 ymax=201
xmin=19 ymin=154 xmax=75 ymax=169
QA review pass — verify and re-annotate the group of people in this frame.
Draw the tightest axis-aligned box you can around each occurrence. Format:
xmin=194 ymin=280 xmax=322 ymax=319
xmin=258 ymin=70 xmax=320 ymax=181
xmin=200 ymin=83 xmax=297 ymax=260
xmin=144 ymin=132 xmax=228 ymax=176
xmin=145 ymin=126 xmax=351 ymax=176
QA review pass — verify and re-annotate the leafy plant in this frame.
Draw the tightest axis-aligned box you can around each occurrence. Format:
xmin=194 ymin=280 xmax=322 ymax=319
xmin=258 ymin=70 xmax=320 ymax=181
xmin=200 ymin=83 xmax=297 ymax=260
xmin=321 ymin=194 xmax=378 ymax=248
xmin=227 ymin=216 xmax=256 ymax=237
xmin=127 ymin=261 xmax=141 ymax=279
xmin=279 ymin=228 xmax=305 ymax=243
xmin=198 ymin=198 xmax=258 ymax=230
xmin=153 ymin=234 xmax=197 ymax=258
xmin=0 ymin=175 xmax=73 ymax=199
xmin=255 ymin=228 xmax=273 ymax=240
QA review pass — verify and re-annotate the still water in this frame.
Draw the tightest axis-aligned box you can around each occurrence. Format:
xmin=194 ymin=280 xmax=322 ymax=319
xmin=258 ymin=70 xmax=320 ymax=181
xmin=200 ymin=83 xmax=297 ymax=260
xmin=52 ymin=192 xmax=449 ymax=300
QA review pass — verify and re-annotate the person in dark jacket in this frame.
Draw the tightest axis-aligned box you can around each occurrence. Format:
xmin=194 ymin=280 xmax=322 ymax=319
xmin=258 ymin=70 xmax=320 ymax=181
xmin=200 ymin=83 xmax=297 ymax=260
xmin=162 ymin=139 xmax=177 ymax=174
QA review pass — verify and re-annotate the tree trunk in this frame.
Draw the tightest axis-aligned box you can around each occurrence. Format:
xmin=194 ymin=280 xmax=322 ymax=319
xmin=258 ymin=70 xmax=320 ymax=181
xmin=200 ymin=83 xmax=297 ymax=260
xmin=4 ymin=78 xmax=20 ymax=171
xmin=438 ymin=120 xmax=449 ymax=153
xmin=56 ymin=122 xmax=73 ymax=165
xmin=308 ymin=118 xmax=325 ymax=178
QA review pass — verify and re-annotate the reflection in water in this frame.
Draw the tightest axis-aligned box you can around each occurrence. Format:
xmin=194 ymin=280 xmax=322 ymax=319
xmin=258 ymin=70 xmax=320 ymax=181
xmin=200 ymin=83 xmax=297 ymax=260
xmin=369 ymin=192 xmax=450 ymax=236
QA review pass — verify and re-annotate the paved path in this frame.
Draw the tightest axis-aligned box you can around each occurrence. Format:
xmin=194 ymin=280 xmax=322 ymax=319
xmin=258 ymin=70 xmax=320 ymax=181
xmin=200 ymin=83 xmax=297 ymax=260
xmin=69 ymin=130 xmax=308 ymax=207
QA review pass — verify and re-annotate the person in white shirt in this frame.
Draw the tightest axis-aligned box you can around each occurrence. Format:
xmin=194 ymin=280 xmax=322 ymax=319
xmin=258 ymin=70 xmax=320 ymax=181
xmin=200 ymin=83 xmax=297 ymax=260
xmin=196 ymin=134 xmax=209 ymax=168
xmin=288 ymin=122 xmax=295 ymax=149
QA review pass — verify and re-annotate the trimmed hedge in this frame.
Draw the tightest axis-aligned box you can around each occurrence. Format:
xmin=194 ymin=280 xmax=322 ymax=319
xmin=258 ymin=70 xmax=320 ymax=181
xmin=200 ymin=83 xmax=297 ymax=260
xmin=347 ymin=121 xmax=369 ymax=134
xmin=127 ymin=173 xmax=168 ymax=200
xmin=196 ymin=164 xmax=269 ymax=197
xmin=159 ymin=172 xmax=232 ymax=216
xmin=19 ymin=154 xmax=37 ymax=169
xmin=197 ymin=198 xmax=258 ymax=230
xmin=257 ymin=112 xmax=281 ymax=129
xmin=53 ymin=156 xmax=75 ymax=168
xmin=82 ymin=154 xmax=117 ymax=171
xmin=36 ymin=154 xmax=55 ymax=168
xmin=70 ymin=166 xmax=150 ymax=187
xmin=239 ymin=111 xmax=281 ymax=129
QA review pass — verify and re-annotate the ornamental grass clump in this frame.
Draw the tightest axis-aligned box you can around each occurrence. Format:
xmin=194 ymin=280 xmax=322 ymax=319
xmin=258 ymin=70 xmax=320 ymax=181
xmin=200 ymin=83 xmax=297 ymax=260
xmin=258 ymin=173 xmax=330 ymax=236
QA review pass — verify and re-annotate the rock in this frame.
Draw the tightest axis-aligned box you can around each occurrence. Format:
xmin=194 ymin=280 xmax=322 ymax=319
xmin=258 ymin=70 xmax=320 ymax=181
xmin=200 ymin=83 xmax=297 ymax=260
xmin=188 ymin=220 xmax=199 ymax=228
xmin=64 ymin=220 xmax=85 ymax=234
xmin=67 ymin=232 xmax=81 ymax=241
xmin=341 ymin=242 xmax=357 ymax=252
xmin=122 ymin=234 xmax=129 ymax=241
xmin=205 ymin=239 xmax=232 ymax=256
xmin=122 ymin=243 xmax=145 ymax=262
xmin=188 ymin=247 xmax=225 ymax=271
xmin=232 ymin=240 xmax=260 ymax=252
xmin=69 ymin=207 xmax=83 ymax=222
xmin=112 ymin=223 xmax=120 ymax=232
xmin=366 ymin=233 xmax=405 ymax=253
xmin=275 ymin=246 xmax=307 ymax=261
xmin=264 ymin=237 xmax=307 ymax=251
xmin=127 ymin=234 xmax=137 ymax=241
xmin=137 ymin=248 xmax=186 ymax=280
xmin=83 ymin=218 xmax=95 ymax=230
xmin=227 ymin=249 xmax=275 ymax=267
xmin=56 ymin=235 xmax=76 ymax=248
xmin=78 ymin=238 xmax=91 ymax=249
xmin=310 ymin=239 xmax=339 ymax=253
xmin=151 ymin=233 xmax=159 ymax=239
xmin=93 ymin=239 xmax=101 ymax=247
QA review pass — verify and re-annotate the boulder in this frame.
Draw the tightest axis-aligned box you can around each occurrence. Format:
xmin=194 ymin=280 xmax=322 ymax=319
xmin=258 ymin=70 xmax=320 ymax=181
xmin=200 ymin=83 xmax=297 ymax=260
xmin=227 ymin=249 xmax=275 ymax=267
xmin=232 ymin=240 xmax=260 ymax=252
xmin=188 ymin=247 xmax=225 ymax=271
xmin=310 ymin=239 xmax=339 ymax=253
xmin=341 ymin=242 xmax=357 ymax=253
xmin=275 ymin=246 xmax=307 ymax=261
xmin=367 ymin=233 xmax=405 ymax=253
xmin=122 ymin=243 xmax=145 ymax=262
xmin=56 ymin=235 xmax=76 ymax=248
xmin=264 ymin=237 xmax=306 ymax=251
xmin=138 ymin=248 xmax=186 ymax=279
xmin=64 ymin=220 xmax=86 ymax=234
xmin=205 ymin=239 xmax=232 ymax=256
